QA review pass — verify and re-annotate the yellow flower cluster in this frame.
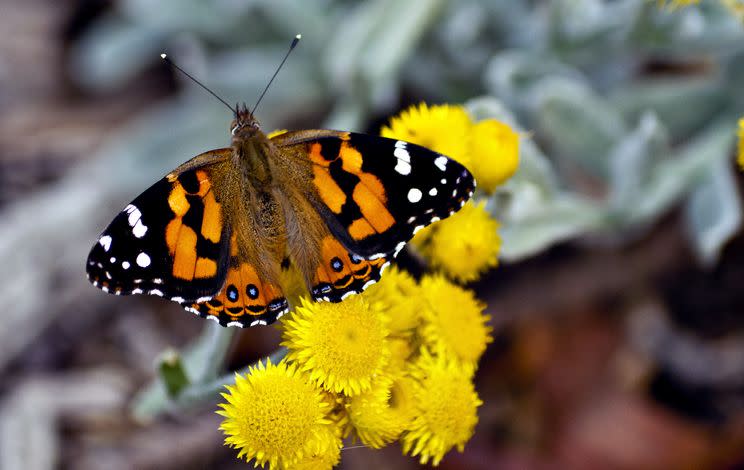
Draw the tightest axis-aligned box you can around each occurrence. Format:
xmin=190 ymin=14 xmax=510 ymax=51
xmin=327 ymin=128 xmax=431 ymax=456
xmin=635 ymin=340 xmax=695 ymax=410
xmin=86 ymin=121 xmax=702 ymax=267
xmin=382 ymin=103 xmax=518 ymax=283
xmin=218 ymin=267 xmax=491 ymax=468
xmin=218 ymin=102 xmax=503 ymax=468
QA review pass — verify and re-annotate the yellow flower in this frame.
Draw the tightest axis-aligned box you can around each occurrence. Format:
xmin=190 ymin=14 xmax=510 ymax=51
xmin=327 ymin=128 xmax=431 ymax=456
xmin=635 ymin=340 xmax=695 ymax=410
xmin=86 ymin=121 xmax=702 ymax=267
xmin=418 ymin=201 xmax=501 ymax=283
xmin=381 ymin=103 xmax=472 ymax=168
xmin=402 ymin=351 xmax=482 ymax=466
xmin=292 ymin=425 xmax=342 ymax=470
xmin=346 ymin=376 xmax=409 ymax=448
xmin=419 ymin=276 xmax=492 ymax=369
xmin=363 ymin=266 xmax=422 ymax=334
xmin=281 ymin=296 xmax=390 ymax=396
xmin=217 ymin=360 xmax=336 ymax=469
xmin=737 ymin=118 xmax=744 ymax=170
xmin=468 ymin=119 xmax=519 ymax=193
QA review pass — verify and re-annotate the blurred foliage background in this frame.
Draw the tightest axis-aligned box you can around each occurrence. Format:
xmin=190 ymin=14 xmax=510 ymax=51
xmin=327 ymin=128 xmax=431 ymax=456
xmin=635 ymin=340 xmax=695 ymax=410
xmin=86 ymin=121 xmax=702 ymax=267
xmin=2 ymin=0 xmax=744 ymax=468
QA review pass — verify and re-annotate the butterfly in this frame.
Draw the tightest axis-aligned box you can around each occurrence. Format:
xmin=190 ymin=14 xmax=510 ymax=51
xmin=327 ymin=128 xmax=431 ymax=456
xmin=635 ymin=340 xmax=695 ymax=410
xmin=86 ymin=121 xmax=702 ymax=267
xmin=86 ymin=40 xmax=475 ymax=328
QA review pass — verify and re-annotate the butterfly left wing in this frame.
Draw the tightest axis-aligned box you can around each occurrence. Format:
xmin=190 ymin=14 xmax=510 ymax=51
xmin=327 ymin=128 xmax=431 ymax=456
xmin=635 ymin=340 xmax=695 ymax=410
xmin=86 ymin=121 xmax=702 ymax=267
xmin=86 ymin=150 xmax=232 ymax=302
xmin=272 ymin=130 xmax=475 ymax=261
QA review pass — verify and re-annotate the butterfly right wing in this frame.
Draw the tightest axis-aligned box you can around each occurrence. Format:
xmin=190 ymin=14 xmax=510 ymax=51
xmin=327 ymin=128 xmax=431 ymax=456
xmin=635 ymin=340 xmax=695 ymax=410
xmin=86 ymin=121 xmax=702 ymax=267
xmin=272 ymin=130 xmax=475 ymax=261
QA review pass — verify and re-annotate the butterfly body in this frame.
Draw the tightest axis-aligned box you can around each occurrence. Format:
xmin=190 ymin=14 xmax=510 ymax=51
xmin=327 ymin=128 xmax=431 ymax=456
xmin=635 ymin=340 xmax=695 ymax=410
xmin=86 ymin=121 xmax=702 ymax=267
xmin=87 ymin=106 xmax=475 ymax=327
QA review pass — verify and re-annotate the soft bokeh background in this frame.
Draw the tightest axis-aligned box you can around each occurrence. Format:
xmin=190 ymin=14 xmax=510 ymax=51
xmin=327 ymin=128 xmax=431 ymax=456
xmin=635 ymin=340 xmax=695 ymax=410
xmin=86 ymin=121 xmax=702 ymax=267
xmin=2 ymin=0 xmax=744 ymax=468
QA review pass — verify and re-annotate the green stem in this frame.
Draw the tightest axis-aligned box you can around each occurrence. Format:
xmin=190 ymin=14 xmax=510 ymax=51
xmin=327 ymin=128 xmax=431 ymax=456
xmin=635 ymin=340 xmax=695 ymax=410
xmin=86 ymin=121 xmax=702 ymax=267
xmin=131 ymin=347 xmax=288 ymax=422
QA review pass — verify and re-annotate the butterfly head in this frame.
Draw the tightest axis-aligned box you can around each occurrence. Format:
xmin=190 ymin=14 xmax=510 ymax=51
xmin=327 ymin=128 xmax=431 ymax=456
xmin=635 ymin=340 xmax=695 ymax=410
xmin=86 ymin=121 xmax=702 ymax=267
xmin=231 ymin=103 xmax=261 ymax=141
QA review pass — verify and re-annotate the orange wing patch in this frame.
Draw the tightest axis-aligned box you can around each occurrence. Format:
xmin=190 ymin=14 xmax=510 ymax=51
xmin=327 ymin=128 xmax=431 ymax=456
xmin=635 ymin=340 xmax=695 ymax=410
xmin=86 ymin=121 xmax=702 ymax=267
xmin=307 ymin=140 xmax=395 ymax=241
xmin=313 ymin=166 xmax=346 ymax=214
xmin=164 ymin=170 xmax=224 ymax=281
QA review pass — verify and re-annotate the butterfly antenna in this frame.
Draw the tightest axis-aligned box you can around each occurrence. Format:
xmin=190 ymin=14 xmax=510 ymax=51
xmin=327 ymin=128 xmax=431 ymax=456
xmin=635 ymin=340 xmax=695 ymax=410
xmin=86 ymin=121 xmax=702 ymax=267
xmin=251 ymin=34 xmax=301 ymax=116
xmin=160 ymin=53 xmax=236 ymax=115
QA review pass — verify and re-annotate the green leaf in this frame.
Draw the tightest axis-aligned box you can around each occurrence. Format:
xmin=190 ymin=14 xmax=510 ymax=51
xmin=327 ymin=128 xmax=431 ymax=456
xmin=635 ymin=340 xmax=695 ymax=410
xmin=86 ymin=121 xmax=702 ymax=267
xmin=610 ymin=77 xmax=726 ymax=142
xmin=630 ymin=118 xmax=737 ymax=226
xmin=534 ymin=76 xmax=627 ymax=179
xmin=685 ymin=160 xmax=742 ymax=267
xmin=607 ymin=111 xmax=670 ymax=220
xmin=495 ymin=194 xmax=604 ymax=261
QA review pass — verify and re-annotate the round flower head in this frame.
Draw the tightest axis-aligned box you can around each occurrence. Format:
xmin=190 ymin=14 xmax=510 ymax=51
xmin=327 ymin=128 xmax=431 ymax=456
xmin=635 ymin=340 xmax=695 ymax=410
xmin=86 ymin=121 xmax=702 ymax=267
xmin=217 ymin=359 xmax=336 ymax=469
xmin=468 ymin=119 xmax=519 ymax=193
xmin=422 ymin=201 xmax=501 ymax=283
xmin=281 ymin=296 xmax=390 ymax=396
xmin=363 ymin=266 xmax=422 ymax=334
xmin=737 ymin=118 xmax=744 ymax=170
xmin=420 ymin=275 xmax=492 ymax=369
xmin=346 ymin=375 xmax=409 ymax=448
xmin=402 ymin=351 xmax=482 ymax=466
xmin=381 ymin=103 xmax=473 ymax=168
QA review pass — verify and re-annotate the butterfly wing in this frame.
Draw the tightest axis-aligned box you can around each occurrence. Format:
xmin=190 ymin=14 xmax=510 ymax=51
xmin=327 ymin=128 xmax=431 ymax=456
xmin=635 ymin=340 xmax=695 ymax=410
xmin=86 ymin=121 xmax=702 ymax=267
xmin=273 ymin=130 xmax=475 ymax=260
xmin=86 ymin=149 xmax=232 ymax=302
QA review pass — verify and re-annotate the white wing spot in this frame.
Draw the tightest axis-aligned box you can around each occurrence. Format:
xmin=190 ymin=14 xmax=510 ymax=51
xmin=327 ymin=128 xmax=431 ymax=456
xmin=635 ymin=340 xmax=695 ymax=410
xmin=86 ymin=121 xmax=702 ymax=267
xmin=441 ymin=178 xmax=447 ymax=184
xmin=171 ymin=296 xmax=185 ymax=303
xmin=122 ymin=261 xmax=130 ymax=270
xmin=125 ymin=205 xmax=148 ymax=238
xmin=413 ymin=225 xmax=425 ymax=235
xmin=434 ymin=156 xmax=448 ymax=172
xmin=99 ymin=235 xmax=112 ymax=252
xmin=431 ymin=216 xmax=441 ymax=223
xmin=394 ymin=141 xmax=412 ymax=175
xmin=136 ymin=252 xmax=151 ymax=268
xmin=109 ymin=257 xmax=116 ymax=263
xmin=132 ymin=220 xmax=148 ymax=238
xmin=149 ymin=289 xmax=164 ymax=297
xmin=429 ymin=188 xmax=438 ymax=196
xmin=407 ymin=188 xmax=423 ymax=203
xmin=395 ymin=160 xmax=411 ymax=175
